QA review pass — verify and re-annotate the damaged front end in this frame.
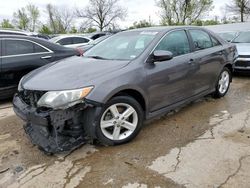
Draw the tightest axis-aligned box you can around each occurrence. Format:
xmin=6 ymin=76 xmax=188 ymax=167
xmin=13 ymin=90 xmax=99 ymax=154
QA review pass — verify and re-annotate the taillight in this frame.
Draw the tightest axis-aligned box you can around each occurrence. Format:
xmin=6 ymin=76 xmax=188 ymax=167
xmin=76 ymin=48 xmax=84 ymax=56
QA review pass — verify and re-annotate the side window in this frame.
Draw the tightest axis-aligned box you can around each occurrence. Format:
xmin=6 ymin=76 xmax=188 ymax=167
xmin=57 ymin=38 xmax=72 ymax=45
xmin=72 ymin=37 xmax=89 ymax=44
xmin=189 ymin=30 xmax=213 ymax=50
xmin=5 ymin=40 xmax=34 ymax=56
xmin=211 ymin=36 xmax=221 ymax=46
xmin=34 ymin=44 xmax=48 ymax=53
xmin=155 ymin=30 xmax=190 ymax=57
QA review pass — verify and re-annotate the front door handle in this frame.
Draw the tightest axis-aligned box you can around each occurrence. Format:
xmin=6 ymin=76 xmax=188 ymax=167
xmin=41 ymin=56 xmax=52 ymax=59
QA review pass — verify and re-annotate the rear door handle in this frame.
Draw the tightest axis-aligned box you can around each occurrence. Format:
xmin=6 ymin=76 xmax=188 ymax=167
xmin=41 ymin=56 xmax=52 ymax=59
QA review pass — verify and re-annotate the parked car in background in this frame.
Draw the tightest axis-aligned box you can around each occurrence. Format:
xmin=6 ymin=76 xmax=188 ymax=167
xmin=84 ymin=31 xmax=111 ymax=40
xmin=78 ymin=35 xmax=111 ymax=52
xmin=217 ymin=31 xmax=238 ymax=42
xmin=231 ymin=31 xmax=250 ymax=72
xmin=0 ymin=35 xmax=81 ymax=99
xmin=49 ymin=35 xmax=92 ymax=48
xmin=13 ymin=26 xmax=236 ymax=153
xmin=0 ymin=28 xmax=50 ymax=39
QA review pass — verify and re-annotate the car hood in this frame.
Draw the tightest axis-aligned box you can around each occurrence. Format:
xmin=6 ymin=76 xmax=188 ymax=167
xmin=235 ymin=43 xmax=250 ymax=55
xmin=23 ymin=56 xmax=130 ymax=91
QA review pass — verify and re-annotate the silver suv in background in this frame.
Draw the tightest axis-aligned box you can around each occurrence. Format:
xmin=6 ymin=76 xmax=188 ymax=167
xmin=231 ymin=31 xmax=250 ymax=72
xmin=49 ymin=35 xmax=92 ymax=48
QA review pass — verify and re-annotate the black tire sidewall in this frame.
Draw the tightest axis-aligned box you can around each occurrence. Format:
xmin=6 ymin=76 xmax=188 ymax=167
xmin=95 ymin=96 xmax=144 ymax=146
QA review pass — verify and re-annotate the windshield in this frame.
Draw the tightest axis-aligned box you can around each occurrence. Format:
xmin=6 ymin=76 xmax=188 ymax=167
xmin=218 ymin=32 xmax=238 ymax=42
xmin=232 ymin=31 xmax=250 ymax=43
xmin=84 ymin=31 xmax=158 ymax=60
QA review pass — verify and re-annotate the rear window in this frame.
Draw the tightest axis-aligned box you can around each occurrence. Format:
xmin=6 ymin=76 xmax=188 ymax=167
xmin=57 ymin=38 xmax=72 ymax=45
xmin=5 ymin=39 xmax=48 ymax=56
xmin=72 ymin=37 xmax=89 ymax=44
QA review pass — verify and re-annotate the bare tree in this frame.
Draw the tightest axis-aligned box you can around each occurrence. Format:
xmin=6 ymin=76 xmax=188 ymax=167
xmin=226 ymin=0 xmax=250 ymax=22
xmin=46 ymin=4 xmax=75 ymax=34
xmin=12 ymin=8 xmax=30 ymax=30
xmin=46 ymin=4 xmax=57 ymax=33
xmin=26 ymin=4 xmax=40 ymax=32
xmin=55 ymin=8 xmax=75 ymax=32
xmin=158 ymin=0 xmax=174 ymax=25
xmin=76 ymin=0 xmax=127 ymax=31
xmin=157 ymin=0 xmax=213 ymax=25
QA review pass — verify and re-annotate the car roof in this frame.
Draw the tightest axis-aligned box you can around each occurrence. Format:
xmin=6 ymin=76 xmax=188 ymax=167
xmin=0 ymin=29 xmax=35 ymax=35
xmin=49 ymin=35 xmax=91 ymax=42
xmin=0 ymin=35 xmax=36 ymax=39
xmin=123 ymin=26 xmax=208 ymax=33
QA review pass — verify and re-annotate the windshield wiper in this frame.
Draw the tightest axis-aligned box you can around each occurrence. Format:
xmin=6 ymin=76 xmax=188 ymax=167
xmin=87 ymin=55 xmax=107 ymax=60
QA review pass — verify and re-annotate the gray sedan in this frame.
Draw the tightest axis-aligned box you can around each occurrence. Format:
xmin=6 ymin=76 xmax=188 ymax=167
xmin=13 ymin=26 xmax=237 ymax=153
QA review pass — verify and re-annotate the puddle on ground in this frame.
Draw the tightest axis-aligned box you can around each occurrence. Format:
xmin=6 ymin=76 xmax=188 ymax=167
xmin=148 ymin=110 xmax=250 ymax=188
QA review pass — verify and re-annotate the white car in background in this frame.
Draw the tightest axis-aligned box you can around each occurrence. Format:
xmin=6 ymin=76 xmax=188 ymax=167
xmin=231 ymin=31 xmax=250 ymax=72
xmin=49 ymin=35 xmax=92 ymax=48
xmin=217 ymin=31 xmax=239 ymax=42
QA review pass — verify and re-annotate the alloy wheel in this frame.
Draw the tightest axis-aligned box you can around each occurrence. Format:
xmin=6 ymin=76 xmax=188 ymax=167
xmin=100 ymin=103 xmax=138 ymax=141
xmin=218 ymin=70 xmax=230 ymax=94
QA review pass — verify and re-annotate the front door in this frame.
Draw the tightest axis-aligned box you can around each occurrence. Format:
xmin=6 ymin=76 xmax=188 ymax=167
xmin=146 ymin=30 xmax=198 ymax=112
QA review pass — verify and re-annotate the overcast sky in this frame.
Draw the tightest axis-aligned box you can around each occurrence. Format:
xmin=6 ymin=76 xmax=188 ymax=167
xmin=0 ymin=0 xmax=232 ymax=28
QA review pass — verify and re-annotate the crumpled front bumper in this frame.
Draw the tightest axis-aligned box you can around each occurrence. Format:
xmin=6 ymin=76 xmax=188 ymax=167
xmin=13 ymin=94 xmax=89 ymax=154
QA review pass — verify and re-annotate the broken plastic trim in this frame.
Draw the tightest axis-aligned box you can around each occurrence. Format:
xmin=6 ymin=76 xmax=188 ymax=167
xmin=13 ymin=94 xmax=102 ymax=154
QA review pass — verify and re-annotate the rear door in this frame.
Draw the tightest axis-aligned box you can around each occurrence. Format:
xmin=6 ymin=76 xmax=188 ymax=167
xmin=1 ymin=38 xmax=54 ymax=87
xmin=146 ymin=30 xmax=197 ymax=111
xmin=187 ymin=29 xmax=225 ymax=94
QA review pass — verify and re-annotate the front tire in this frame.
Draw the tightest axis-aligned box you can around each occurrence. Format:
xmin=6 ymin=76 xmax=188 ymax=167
xmin=95 ymin=96 xmax=144 ymax=146
xmin=213 ymin=67 xmax=231 ymax=98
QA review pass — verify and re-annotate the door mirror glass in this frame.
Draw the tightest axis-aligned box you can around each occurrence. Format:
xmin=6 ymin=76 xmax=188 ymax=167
xmin=153 ymin=50 xmax=173 ymax=62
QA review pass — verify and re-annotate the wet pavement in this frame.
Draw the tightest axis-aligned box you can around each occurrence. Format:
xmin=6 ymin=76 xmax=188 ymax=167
xmin=0 ymin=76 xmax=250 ymax=188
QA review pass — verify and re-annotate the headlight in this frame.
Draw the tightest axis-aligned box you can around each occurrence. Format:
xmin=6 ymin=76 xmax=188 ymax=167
xmin=18 ymin=77 xmax=24 ymax=91
xmin=37 ymin=86 xmax=94 ymax=109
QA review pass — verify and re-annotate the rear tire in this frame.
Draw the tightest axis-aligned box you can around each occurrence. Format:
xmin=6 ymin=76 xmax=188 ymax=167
xmin=95 ymin=96 xmax=144 ymax=146
xmin=213 ymin=67 xmax=231 ymax=98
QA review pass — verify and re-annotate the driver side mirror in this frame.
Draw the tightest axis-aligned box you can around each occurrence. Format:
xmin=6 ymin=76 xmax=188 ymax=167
xmin=152 ymin=50 xmax=173 ymax=63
